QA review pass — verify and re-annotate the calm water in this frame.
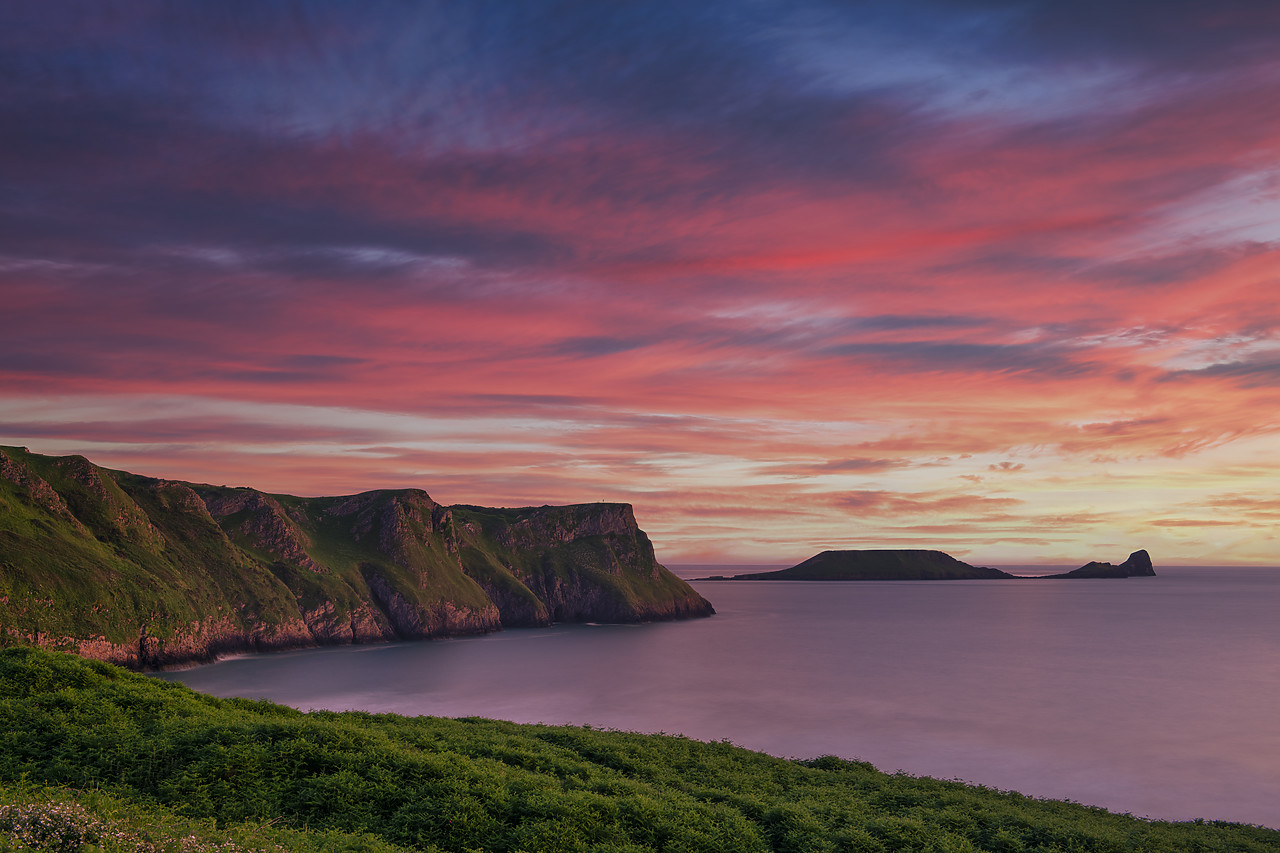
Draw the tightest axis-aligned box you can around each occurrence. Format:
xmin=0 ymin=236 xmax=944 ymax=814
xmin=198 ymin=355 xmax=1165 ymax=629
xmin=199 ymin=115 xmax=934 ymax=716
xmin=158 ymin=566 xmax=1280 ymax=827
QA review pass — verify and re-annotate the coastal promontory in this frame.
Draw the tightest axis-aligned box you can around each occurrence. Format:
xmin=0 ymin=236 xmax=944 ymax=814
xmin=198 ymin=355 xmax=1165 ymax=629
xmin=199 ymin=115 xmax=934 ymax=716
xmin=708 ymin=549 xmax=1015 ymax=580
xmin=1040 ymin=549 xmax=1155 ymax=578
xmin=0 ymin=446 xmax=712 ymax=668
xmin=702 ymin=548 xmax=1155 ymax=581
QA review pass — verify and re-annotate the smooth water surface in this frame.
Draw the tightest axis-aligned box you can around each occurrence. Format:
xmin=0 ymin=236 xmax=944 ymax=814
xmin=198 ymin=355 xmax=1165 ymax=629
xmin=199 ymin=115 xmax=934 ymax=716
xmin=159 ymin=566 xmax=1280 ymax=827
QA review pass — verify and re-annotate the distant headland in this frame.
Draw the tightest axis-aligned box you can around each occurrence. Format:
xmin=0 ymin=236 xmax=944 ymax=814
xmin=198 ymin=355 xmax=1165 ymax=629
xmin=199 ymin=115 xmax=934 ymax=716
xmin=699 ymin=549 xmax=1155 ymax=581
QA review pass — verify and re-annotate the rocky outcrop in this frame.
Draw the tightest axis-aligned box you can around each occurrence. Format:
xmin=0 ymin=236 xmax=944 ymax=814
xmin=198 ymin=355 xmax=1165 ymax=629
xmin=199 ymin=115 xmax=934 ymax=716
xmin=326 ymin=489 xmax=451 ymax=551
xmin=52 ymin=455 xmax=166 ymax=551
xmin=361 ymin=567 xmax=501 ymax=637
xmin=0 ymin=446 xmax=712 ymax=669
xmin=48 ymin=616 xmax=320 ymax=670
xmin=1041 ymin=550 xmax=1156 ymax=579
xmin=198 ymin=488 xmax=324 ymax=574
xmin=499 ymin=504 xmax=639 ymax=551
xmin=1120 ymin=549 xmax=1155 ymax=576
xmin=0 ymin=448 xmax=88 ymax=533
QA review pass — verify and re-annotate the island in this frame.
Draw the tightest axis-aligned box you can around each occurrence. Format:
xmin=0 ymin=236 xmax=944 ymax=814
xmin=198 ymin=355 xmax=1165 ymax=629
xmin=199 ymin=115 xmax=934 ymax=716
xmin=700 ymin=548 xmax=1155 ymax=581
xmin=0 ymin=446 xmax=713 ymax=669
xmin=1040 ymin=549 xmax=1155 ymax=578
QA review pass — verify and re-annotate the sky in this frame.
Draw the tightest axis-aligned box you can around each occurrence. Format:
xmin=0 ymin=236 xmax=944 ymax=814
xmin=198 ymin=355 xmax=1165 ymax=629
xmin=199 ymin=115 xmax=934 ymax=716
xmin=2 ymin=1 xmax=1279 ymax=565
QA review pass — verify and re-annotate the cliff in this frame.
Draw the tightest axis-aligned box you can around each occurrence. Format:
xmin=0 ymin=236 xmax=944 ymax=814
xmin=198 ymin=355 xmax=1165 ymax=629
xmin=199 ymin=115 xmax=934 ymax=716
xmin=0 ymin=446 xmax=712 ymax=669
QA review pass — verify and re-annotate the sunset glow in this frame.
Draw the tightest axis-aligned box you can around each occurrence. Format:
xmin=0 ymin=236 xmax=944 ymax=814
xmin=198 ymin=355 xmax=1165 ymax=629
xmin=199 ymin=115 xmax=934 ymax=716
xmin=3 ymin=1 xmax=1279 ymax=564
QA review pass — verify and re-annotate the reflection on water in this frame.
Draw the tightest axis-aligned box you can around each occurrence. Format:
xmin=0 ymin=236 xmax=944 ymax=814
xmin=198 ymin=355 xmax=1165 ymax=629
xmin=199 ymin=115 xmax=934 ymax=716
xmin=158 ymin=566 xmax=1280 ymax=827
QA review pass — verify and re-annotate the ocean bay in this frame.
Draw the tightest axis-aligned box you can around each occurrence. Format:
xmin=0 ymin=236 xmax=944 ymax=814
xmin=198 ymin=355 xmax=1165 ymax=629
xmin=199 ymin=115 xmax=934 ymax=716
xmin=159 ymin=565 xmax=1280 ymax=828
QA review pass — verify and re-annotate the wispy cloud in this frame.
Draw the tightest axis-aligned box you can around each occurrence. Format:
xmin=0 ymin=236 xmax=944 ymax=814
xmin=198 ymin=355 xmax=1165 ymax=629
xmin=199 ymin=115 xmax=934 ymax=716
xmin=2 ymin=1 xmax=1279 ymax=562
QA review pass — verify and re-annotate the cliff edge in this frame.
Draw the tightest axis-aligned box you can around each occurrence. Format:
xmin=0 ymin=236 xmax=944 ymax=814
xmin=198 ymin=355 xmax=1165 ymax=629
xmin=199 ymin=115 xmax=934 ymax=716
xmin=0 ymin=446 xmax=712 ymax=669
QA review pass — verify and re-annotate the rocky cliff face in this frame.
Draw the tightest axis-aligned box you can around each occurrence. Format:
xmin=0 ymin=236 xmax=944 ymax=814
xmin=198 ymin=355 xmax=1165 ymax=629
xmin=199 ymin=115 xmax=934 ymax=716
xmin=199 ymin=488 xmax=324 ymax=573
xmin=0 ymin=452 xmax=83 ymax=529
xmin=450 ymin=503 xmax=712 ymax=626
xmin=1119 ymin=549 xmax=1155 ymax=576
xmin=0 ymin=446 xmax=712 ymax=669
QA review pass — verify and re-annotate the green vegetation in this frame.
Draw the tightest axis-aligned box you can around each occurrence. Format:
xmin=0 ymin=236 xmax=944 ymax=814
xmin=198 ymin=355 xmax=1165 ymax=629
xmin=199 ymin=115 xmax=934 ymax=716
xmin=0 ymin=783 xmax=411 ymax=853
xmin=2 ymin=648 xmax=1276 ymax=853
xmin=0 ymin=447 xmax=710 ymax=668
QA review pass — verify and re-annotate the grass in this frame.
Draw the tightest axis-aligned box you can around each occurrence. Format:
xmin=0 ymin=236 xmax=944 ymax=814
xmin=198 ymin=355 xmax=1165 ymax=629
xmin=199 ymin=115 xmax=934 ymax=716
xmin=0 ymin=782 xmax=414 ymax=853
xmin=1 ymin=647 xmax=1277 ymax=853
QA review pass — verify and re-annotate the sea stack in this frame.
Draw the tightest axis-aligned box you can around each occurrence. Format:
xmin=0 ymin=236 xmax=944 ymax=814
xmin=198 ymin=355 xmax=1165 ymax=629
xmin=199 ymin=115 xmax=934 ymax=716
xmin=1042 ymin=549 xmax=1155 ymax=579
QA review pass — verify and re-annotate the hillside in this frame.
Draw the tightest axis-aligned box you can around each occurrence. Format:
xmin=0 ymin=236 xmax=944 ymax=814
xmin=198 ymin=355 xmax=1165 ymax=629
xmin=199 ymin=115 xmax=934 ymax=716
xmin=0 ymin=447 xmax=711 ymax=668
xmin=1 ymin=648 xmax=1275 ymax=853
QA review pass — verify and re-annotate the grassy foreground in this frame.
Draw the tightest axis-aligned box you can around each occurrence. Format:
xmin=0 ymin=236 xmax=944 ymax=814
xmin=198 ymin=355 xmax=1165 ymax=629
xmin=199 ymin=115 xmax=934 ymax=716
xmin=1 ymin=649 xmax=1275 ymax=853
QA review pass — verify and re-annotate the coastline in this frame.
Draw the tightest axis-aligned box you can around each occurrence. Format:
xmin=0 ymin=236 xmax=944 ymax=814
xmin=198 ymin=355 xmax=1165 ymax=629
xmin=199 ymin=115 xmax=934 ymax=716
xmin=159 ymin=565 xmax=1280 ymax=828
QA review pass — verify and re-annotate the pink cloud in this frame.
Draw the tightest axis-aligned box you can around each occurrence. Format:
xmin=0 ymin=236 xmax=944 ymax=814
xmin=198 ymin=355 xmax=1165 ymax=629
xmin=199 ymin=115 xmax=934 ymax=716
xmin=4 ymin=8 xmax=1280 ymax=564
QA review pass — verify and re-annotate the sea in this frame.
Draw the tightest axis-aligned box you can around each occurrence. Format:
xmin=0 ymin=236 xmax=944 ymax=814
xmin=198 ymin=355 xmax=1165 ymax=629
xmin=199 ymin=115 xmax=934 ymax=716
xmin=156 ymin=565 xmax=1280 ymax=828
